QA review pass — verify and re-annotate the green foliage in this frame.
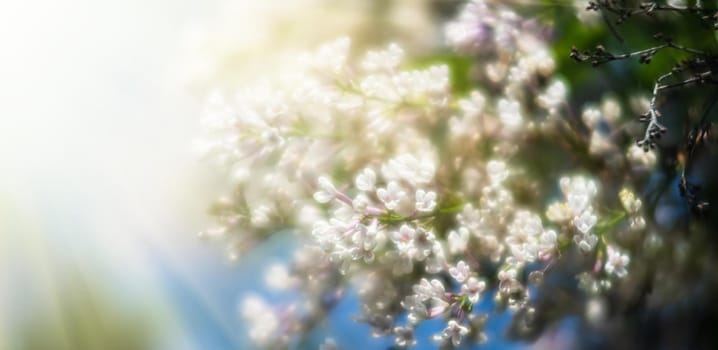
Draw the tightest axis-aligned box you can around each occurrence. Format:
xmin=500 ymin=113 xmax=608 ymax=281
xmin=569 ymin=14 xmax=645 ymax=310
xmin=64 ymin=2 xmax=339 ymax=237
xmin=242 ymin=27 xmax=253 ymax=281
xmin=553 ymin=2 xmax=718 ymax=105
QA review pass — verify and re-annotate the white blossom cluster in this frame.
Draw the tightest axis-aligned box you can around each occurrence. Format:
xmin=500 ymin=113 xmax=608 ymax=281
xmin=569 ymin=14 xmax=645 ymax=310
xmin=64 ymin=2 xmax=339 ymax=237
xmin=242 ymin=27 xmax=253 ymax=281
xmin=198 ymin=1 xmax=656 ymax=348
xmin=311 ymin=155 xmax=446 ymax=275
xmin=547 ymin=176 xmax=600 ymax=254
xmin=445 ymin=0 xmax=560 ymax=107
xmin=197 ymin=37 xmax=449 ymax=256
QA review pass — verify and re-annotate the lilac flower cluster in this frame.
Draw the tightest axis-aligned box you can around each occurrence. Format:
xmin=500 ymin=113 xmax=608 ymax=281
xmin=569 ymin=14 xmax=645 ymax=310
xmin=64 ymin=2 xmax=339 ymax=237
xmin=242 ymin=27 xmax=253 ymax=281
xmin=197 ymin=1 xmax=655 ymax=348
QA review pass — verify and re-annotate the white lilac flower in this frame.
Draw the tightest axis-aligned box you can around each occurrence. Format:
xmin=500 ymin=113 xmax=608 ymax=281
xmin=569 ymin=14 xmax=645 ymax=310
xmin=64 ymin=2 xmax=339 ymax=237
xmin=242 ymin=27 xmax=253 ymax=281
xmin=377 ymin=181 xmax=407 ymax=211
xmin=314 ymin=176 xmax=338 ymax=203
xmin=351 ymin=223 xmax=378 ymax=253
xmin=405 ymin=279 xmax=450 ymax=323
xmin=462 ymin=276 xmax=487 ymax=303
xmin=448 ymin=227 xmax=470 ymax=255
xmin=449 ymin=260 xmax=471 ymax=283
xmin=391 ymin=224 xmax=416 ymax=257
xmin=560 ymin=176 xmax=598 ymax=216
xmin=604 ymin=246 xmax=630 ymax=278
xmin=506 ymin=211 xmax=544 ymax=263
xmin=355 ymin=168 xmax=377 ymax=192
xmin=413 ymin=278 xmax=446 ymax=301
xmin=340 ymin=220 xmax=379 ymax=263
xmin=392 ymin=224 xmax=416 ymax=243
xmin=434 ymin=319 xmax=470 ymax=347
xmin=548 ymin=176 xmax=604 ymax=254
xmin=574 ymin=210 xmax=598 ymax=234
xmin=415 ymin=189 xmax=437 ymax=212
xmin=352 ymin=193 xmax=371 ymax=212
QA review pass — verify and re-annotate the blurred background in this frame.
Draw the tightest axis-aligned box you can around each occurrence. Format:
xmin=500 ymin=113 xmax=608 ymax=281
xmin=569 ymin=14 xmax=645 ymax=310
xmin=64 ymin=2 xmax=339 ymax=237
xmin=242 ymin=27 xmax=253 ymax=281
xmin=0 ymin=1 xmax=453 ymax=349
xmin=0 ymin=0 xmax=248 ymax=348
